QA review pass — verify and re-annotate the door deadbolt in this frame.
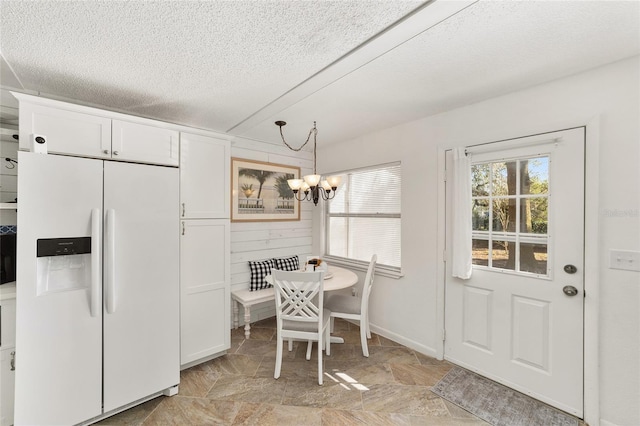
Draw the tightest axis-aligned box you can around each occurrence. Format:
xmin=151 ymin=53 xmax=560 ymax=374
xmin=563 ymin=285 xmax=579 ymax=296
xmin=564 ymin=264 xmax=577 ymax=274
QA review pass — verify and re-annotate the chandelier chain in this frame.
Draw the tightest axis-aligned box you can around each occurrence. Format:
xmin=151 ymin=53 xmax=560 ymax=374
xmin=278 ymin=121 xmax=318 ymax=174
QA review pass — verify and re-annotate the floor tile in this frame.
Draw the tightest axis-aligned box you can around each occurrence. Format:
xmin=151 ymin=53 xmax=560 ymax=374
xmin=324 ymin=360 xmax=397 ymax=385
xmin=282 ymin=378 xmax=363 ymax=410
xmin=204 ymin=353 xmax=263 ymax=378
xmin=141 ymin=396 xmax=191 ymax=425
xmin=95 ymin=396 xmax=163 ymax=425
xmin=235 ymin=338 xmax=277 ymax=358
xmin=206 ymin=375 xmax=287 ymax=405
xmin=364 ymin=345 xmax=421 ymax=365
xmin=172 ymin=397 xmax=242 ymax=425
xmin=322 ymin=408 xmax=414 ymax=425
xmin=361 ymin=384 xmax=449 ymax=416
xmin=179 ymin=366 xmax=219 ymax=397
xmin=232 ymin=402 xmax=323 ymax=425
xmin=390 ymin=363 xmax=453 ymax=387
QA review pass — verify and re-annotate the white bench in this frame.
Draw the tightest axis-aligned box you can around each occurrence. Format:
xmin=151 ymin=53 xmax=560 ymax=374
xmin=231 ymin=287 xmax=275 ymax=339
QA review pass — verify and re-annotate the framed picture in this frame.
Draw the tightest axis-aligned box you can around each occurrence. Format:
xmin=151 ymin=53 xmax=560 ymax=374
xmin=231 ymin=158 xmax=301 ymax=222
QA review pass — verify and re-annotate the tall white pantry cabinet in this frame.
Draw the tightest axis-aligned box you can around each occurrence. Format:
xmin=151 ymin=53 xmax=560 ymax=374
xmin=179 ymin=132 xmax=231 ymax=367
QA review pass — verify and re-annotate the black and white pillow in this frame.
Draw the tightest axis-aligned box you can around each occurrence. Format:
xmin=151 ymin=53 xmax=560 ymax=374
xmin=273 ymin=255 xmax=299 ymax=272
xmin=248 ymin=259 xmax=274 ymax=291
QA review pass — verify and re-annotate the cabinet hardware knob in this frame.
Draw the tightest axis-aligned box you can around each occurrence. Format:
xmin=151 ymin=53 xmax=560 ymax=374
xmin=10 ymin=351 xmax=15 ymax=371
xmin=182 ymin=222 xmax=185 ymax=236
xmin=113 ymin=151 xmax=119 ymax=156
xmin=182 ymin=203 xmax=185 ymax=217
xmin=103 ymin=149 xmax=109 ymax=154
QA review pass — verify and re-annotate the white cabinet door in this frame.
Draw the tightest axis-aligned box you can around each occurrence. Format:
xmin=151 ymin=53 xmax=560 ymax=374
xmin=180 ymin=133 xmax=230 ymax=219
xmin=102 ymin=161 xmax=179 ymax=412
xmin=0 ymin=348 xmax=15 ymax=426
xmin=180 ymin=219 xmax=230 ymax=365
xmin=112 ymin=120 xmax=179 ymax=167
xmin=19 ymin=101 xmax=111 ymax=159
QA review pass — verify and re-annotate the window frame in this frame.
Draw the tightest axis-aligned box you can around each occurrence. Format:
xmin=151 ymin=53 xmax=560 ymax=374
xmin=322 ymin=161 xmax=403 ymax=279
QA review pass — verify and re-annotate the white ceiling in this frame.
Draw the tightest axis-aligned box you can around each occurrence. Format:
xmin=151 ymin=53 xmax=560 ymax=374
xmin=1 ymin=0 xmax=638 ymax=147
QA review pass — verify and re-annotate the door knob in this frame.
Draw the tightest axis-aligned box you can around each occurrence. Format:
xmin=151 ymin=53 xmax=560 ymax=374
xmin=564 ymin=264 xmax=577 ymax=274
xmin=563 ymin=285 xmax=579 ymax=296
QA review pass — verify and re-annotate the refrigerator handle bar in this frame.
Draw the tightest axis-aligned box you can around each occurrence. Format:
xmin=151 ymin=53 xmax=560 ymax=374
xmin=90 ymin=208 xmax=101 ymax=317
xmin=106 ymin=208 xmax=116 ymax=314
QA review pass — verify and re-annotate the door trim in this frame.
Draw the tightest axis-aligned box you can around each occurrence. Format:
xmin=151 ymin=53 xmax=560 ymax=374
xmin=436 ymin=117 xmax=601 ymax=425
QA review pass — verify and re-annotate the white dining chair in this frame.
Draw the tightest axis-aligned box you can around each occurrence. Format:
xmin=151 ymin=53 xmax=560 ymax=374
xmin=272 ymin=269 xmax=330 ymax=385
xmin=325 ymin=254 xmax=377 ymax=357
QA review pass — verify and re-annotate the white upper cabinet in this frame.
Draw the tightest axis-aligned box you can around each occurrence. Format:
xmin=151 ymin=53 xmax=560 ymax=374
xmin=180 ymin=132 xmax=230 ymax=219
xmin=19 ymin=101 xmax=111 ymax=159
xmin=112 ymin=120 xmax=179 ymax=166
xmin=14 ymin=92 xmax=179 ymax=167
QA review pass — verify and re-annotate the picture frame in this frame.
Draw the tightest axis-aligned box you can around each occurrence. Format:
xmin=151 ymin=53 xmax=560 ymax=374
xmin=231 ymin=158 xmax=301 ymax=222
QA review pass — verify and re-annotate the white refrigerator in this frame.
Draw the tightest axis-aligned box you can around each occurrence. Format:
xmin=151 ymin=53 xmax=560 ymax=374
xmin=15 ymin=152 xmax=179 ymax=425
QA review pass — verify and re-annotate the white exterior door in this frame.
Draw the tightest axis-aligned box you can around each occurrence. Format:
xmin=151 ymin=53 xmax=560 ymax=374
xmin=445 ymin=128 xmax=585 ymax=416
xmin=102 ymin=161 xmax=179 ymax=412
xmin=15 ymin=153 xmax=103 ymax=425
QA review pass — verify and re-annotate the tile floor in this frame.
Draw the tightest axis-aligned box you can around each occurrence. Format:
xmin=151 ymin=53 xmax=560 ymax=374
xmin=97 ymin=318 xmax=491 ymax=425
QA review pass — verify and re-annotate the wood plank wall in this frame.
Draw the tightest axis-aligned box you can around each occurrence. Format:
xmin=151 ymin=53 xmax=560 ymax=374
xmin=230 ymin=136 xmax=314 ymax=324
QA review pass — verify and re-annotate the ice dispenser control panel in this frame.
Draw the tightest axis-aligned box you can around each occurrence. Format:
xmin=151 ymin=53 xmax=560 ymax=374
xmin=36 ymin=237 xmax=92 ymax=296
xmin=37 ymin=237 xmax=91 ymax=257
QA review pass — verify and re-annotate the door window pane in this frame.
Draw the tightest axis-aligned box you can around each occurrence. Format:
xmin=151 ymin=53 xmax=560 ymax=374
xmin=472 ymin=199 xmax=489 ymax=231
xmin=472 ymin=239 xmax=489 ymax=266
xmin=491 ymin=240 xmax=515 ymax=271
xmin=472 ymin=164 xmax=490 ymax=196
xmin=492 ymin=198 xmax=516 ymax=232
xmin=520 ymin=157 xmax=549 ymax=195
xmin=520 ymin=243 xmax=548 ymax=274
xmin=492 ymin=162 xmax=517 ymax=196
xmin=520 ymin=197 xmax=548 ymax=234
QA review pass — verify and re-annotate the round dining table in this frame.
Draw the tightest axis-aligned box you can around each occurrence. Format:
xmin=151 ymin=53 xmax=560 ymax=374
xmin=265 ymin=265 xmax=357 ymax=291
xmin=266 ymin=265 xmax=358 ymax=344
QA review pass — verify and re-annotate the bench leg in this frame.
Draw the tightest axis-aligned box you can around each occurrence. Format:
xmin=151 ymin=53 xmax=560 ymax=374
xmin=244 ymin=305 xmax=251 ymax=339
xmin=233 ymin=300 xmax=239 ymax=329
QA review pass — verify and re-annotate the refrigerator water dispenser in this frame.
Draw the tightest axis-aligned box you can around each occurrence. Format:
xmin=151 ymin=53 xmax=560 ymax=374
xmin=36 ymin=237 xmax=91 ymax=296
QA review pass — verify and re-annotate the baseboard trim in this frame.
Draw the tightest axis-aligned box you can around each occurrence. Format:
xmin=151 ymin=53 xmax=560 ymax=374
xmin=369 ymin=323 xmax=438 ymax=359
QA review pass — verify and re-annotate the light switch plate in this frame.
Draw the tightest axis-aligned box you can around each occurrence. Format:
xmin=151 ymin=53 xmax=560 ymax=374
xmin=609 ymin=249 xmax=640 ymax=272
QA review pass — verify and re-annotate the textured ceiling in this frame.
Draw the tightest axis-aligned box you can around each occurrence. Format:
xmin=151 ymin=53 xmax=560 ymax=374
xmin=1 ymin=0 xmax=639 ymax=147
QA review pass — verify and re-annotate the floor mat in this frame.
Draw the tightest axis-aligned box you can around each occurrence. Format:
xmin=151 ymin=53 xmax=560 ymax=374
xmin=431 ymin=367 xmax=579 ymax=426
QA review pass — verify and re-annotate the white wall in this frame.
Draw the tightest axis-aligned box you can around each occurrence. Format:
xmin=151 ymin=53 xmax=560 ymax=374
xmin=230 ymin=136 xmax=314 ymax=323
xmin=316 ymin=56 xmax=639 ymax=426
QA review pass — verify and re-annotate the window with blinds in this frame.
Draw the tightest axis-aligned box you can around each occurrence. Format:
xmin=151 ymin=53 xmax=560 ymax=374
xmin=324 ymin=162 xmax=401 ymax=273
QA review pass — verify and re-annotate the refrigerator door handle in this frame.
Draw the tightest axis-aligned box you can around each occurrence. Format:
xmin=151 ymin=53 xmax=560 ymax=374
xmin=90 ymin=208 xmax=101 ymax=317
xmin=106 ymin=208 xmax=117 ymax=314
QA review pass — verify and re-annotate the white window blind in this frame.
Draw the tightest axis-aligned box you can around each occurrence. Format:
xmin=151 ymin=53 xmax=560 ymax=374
xmin=324 ymin=162 xmax=401 ymax=272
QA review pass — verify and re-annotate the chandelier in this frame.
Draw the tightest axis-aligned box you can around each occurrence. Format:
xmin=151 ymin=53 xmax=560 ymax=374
xmin=275 ymin=120 xmax=341 ymax=206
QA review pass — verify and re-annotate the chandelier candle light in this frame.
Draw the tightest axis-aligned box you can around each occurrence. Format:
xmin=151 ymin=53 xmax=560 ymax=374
xmin=275 ymin=120 xmax=341 ymax=206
